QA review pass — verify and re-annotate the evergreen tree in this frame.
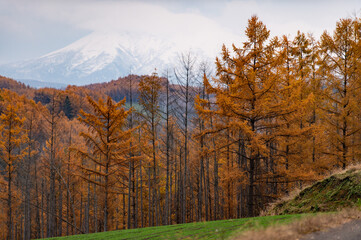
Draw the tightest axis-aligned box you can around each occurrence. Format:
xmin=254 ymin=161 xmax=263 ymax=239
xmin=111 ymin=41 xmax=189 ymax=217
xmin=63 ymin=96 xmax=74 ymax=119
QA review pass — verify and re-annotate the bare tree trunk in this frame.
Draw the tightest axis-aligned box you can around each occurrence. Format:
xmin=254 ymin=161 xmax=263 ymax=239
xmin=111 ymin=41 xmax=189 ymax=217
xmin=148 ymin=165 xmax=152 ymax=226
xmin=169 ymin=153 xmax=173 ymax=225
xmin=164 ymin=76 xmax=171 ymax=225
xmin=58 ymin=177 xmax=63 ymax=236
xmin=41 ymin=180 xmax=45 ymax=238
xmin=104 ymin=165 xmax=109 ymax=231
xmin=85 ymin=182 xmax=90 ymax=233
xmin=177 ymin=146 xmax=182 ymax=224
xmin=34 ymin=158 xmax=41 ymax=239
xmin=128 ymin=157 xmax=132 ymax=229
xmin=198 ymin=139 xmax=204 ymax=222
xmin=135 ymin=168 xmax=138 ymax=228
xmin=80 ymin=193 xmax=83 ymax=232
xmin=248 ymin=119 xmax=256 ymax=217
xmin=139 ymin=155 xmax=144 ymax=228
xmin=94 ymin=165 xmax=98 ymax=233
xmin=66 ymin=126 xmax=72 ymax=236
xmin=152 ymin=119 xmax=158 ymax=226
xmin=7 ymin=164 xmax=13 ymax=240
xmin=122 ymin=190 xmax=126 ymax=230
xmin=46 ymin=93 xmax=58 ymax=238
xmin=24 ymin=122 xmax=32 ymax=240
xmin=210 ymin=115 xmax=219 ymax=220
xmin=226 ymin=129 xmax=231 ymax=219
xmin=174 ymin=53 xmax=197 ymax=223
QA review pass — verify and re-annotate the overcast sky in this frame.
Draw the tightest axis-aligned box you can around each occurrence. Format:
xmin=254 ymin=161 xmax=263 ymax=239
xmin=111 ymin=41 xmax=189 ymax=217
xmin=1 ymin=0 xmax=360 ymax=64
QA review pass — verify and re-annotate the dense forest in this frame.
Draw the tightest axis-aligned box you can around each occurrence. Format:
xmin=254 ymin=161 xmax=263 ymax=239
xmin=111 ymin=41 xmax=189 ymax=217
xmin=1 ymin=15 xmax=361 ymax=239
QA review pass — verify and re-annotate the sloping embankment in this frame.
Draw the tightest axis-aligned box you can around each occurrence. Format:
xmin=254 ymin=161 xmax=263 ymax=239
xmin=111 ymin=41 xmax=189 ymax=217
xmin=271 ymin=168 xmax=361 ymax=215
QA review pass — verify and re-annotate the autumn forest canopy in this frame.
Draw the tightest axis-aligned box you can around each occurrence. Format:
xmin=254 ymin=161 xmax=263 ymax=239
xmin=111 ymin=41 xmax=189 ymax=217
xmin=1 ymin=15 xmax=361 ymax=239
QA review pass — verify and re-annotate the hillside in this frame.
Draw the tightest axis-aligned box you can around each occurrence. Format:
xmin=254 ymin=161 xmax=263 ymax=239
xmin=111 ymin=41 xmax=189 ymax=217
xmin=0 ymin=75 xmax=33 ymax=95
xmin=271 ymin=167 xmax=361 ymax=215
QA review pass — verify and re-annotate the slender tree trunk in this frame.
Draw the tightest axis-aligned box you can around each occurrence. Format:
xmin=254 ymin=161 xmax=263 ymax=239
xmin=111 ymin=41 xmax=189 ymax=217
xmin=164 ymin=77 xmax=170 ymax=225
xmin=41 ymin=180 xmax=45 ymax=238
xmin=183 ymin=73 xmax=189 ymax=224
xmin=128 ymin=157 xmax=132 ymax=229
xmin=58 ymin=177 xmax=63 ymax=236
xmin=104 ymin=165 xmax=109 ymax=231
xmin=122 ymin=190 xmax=126 ymax=230
xmin=169 ymin=153 xmax=173 ymax=225
xmin=152 ymin=117 xmax=158 ymax=226
xmin=140 ymin=157 xmax=144 ymax=228
xmin=85 ymin=182 xmax=90 ymax=233
xmin=35 ymin=159 xmax=41 ymax=239
xmin=135 ymin=168 xmax=138 ymax=228
xmin=94 ymin=165 xmax=98 ymax=233
xmin=211 ymin=120 xmax=219 ymax=220
xmin=148 ymin=165 xmax=152 ymax=226
xmin=48 ymin=94 xmax=57 ymax=238
xmin=248 ymin=119 xmax=256 ymax=217
xmin=7 ymin=164 xmax=12 ymax=240
xmin=24 ymin=136 xmax=32 ymax=240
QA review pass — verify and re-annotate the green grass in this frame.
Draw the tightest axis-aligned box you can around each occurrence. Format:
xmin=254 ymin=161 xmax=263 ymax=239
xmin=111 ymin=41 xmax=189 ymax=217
xmin=47 ymin=214 xmax=306 ymax=240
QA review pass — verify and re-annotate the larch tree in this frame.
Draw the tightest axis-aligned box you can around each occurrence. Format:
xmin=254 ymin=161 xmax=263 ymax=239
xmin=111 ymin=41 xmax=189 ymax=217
xmin=174 ymin=52 xmax=198 ymax=223
xmin=138 ymin=72 xmax=162 ymax=226
xmin=126 ymin=74 xmax=136 ymax=229
xmin=0 ymin=93 xmax=28 ymax=240
xmin=275 ymin=34 xmax=314 ymax=190
xmin=41 ymin=91 xmax=62 ymax=238
xmin=306 ymin=33 xmax=327 ymax=168
xmin=73 ymin=96 xmax=135 ymax=231
xmin=196 ymin=16 xmax=296 ymax=216
xmin=21 ymin=97 xmax=41 ymax=240
xmin=319 ymin=17 xmax=361 ymax=169
xmin=161 ymin=70 xmax=173 ymax=225
xmin=193 ymin=61 xmax=212 ymax=222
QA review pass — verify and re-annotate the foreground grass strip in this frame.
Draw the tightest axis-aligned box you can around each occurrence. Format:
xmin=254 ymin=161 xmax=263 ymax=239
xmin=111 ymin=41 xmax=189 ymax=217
xmin=46 ymin=214 xmax=305 ymax=240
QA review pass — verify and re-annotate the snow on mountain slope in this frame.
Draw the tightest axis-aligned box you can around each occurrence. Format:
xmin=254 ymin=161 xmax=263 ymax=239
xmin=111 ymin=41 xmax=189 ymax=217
xmin=0 ymin=32 xmax=209 ymax=86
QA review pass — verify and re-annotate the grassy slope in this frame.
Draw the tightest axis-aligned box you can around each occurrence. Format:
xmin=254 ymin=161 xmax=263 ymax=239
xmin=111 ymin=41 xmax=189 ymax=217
xmin=272 ymin=168 xmax=361 ymax=215
xmin=48 ymin=214 xmax=305 ymax=240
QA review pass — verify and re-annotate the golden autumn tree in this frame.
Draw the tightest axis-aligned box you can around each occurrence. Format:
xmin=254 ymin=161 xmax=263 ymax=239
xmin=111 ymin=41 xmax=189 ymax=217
xmin=0 ymin=91 xmax=28 ymax=240
xmin=73 ymin=96 xmax=135 ymax=231
xmin=274 ymin=34 xmax=315 ymax=189
xmin=319 ymin=17 xmax=361 ymax=169
xmin=196 ymin=16 xmax=299 ymax=216
xmin=304 ymin=34 xmax=328 ymax=169
xmin=138 ymin=72 xmax=162 ymax=226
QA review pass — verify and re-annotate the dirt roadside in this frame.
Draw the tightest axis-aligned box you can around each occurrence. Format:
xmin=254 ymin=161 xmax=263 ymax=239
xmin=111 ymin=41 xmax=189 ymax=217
xmin=301 ymin=218 xmax=361 ymax=240
xmin=232 ymin=208 xmax=361 ymax=240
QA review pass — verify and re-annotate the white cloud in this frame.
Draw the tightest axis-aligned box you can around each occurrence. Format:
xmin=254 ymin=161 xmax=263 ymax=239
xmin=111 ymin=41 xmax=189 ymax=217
xmin=3 ymin=0 xmax=239 ymax=57
xmin=1 ymin=0 xmax=361 ymax=64
xmin=217 ymin=0 xmax=361 ymax=40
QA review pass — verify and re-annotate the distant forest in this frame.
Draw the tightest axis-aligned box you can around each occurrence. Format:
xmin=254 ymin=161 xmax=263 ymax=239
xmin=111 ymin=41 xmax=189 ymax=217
xmin=1 ymin=15 xmax=361 ymax=239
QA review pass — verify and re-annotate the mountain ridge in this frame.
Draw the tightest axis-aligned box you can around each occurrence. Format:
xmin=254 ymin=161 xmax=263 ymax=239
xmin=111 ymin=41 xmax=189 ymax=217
xmin=0 ymin=32 xmax=209 ymax=86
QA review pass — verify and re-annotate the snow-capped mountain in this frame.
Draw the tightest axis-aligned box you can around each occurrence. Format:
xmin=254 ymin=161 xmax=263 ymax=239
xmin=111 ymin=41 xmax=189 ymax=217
xmin=0 ymin=32 xmax=210 ymax=86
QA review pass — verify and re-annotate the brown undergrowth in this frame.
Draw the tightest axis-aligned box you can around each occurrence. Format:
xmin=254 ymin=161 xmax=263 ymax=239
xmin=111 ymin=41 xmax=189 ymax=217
xmin=232 ymin=208 xmax=361 ymax=240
